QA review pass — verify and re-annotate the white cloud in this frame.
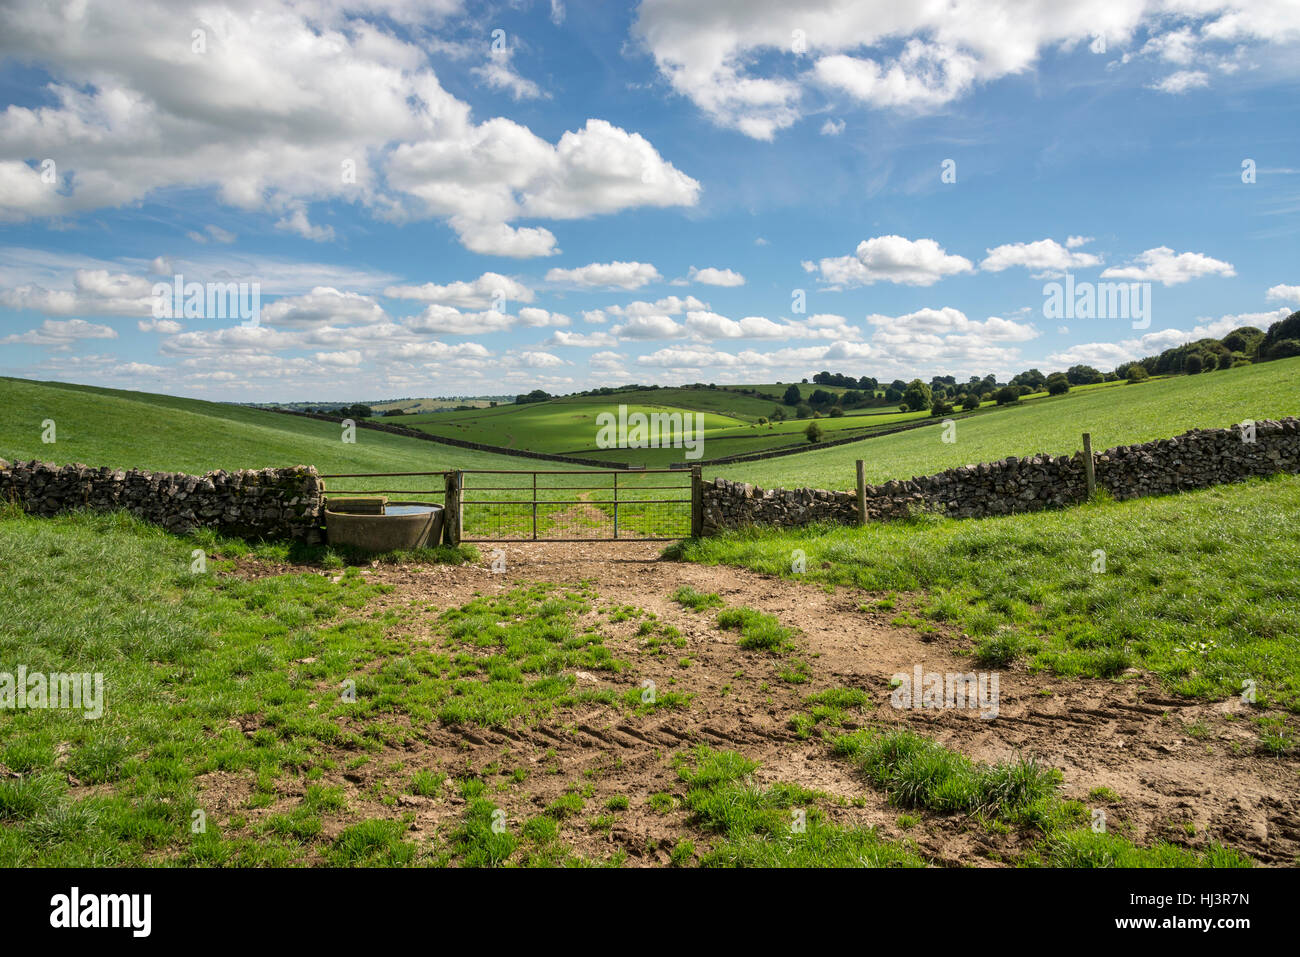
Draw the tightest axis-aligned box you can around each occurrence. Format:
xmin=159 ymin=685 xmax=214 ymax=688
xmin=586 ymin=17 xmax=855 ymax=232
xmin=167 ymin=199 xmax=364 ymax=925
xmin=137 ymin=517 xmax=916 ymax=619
xmin=1265 ymin=284 xmax=1300 ymax=305
xmin=611 ymin=314 xmax=683 ymax=339
xmin=543 ymin=329 xmax=619 ymax=348
xmin=138 ymin=318 xmax=182 ymax=333
xmin=1151 ymin=70 xmax=1210 ymax=93
xmin=810 ymin=235 xmax=973 ymax=287
xmin=261 ymin=288 xmax=386 ymax=328
xmin=820 ymin=118 xmax=845 ymax=135
xmin=980 ymin=238 xmax=1102 ymax=276
xmin=383 ymin=272 xmax=534 ymax=310
xmin=685 ymin=310 xmax=786 ymax=339
xmin=0 ymin=3 xmax=698 ymax=257
xmin=632 ymin=1 xmax=1300 ymax=139
xmin=1046 ymin=308 xmax=1290 ymax=368
xmin=2 ymin=318 xmax=119 ymax=347
xmin=687 ymin=265 xmax=746 ymax=287
xmin=472 ymin=47 xmax=547 ymax=101
xmin=546 ymin=260 xmax=663 ymax=290
xmin=1101 ymin=246 xmax=1235 ymax=285
xmin=1065 ymin=235 xmax=1093 ymax=249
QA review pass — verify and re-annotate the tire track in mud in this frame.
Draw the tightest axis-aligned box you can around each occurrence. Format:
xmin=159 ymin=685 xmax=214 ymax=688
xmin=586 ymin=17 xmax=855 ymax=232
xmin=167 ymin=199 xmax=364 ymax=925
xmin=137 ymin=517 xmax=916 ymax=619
xmin=213 ymin=541 xmax=1300 ymax=866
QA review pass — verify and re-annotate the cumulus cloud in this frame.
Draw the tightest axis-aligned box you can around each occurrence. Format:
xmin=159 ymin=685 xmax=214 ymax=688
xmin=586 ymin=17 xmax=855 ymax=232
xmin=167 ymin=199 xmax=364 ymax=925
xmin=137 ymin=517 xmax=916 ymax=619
xmin=980 ymin=238 xmax=1102 ymax=277
xmin=1046 ymin=309 xmax=1290 ymax=369
xmin=1101 ymin=246 xmax=1235 ymax=285
xmin=1 ymin=318 xmax=118 ymax=347
xmin=0 ymin=2 xmax=699 ymax=257
xmin=632 ymin=1 xmax=1300 ymax=138
xmin=810 ymin=235 xmax=973 ymax=287
xmin=611 ymin=314 xmax=683 ymax=339
xmin=260 ymin=288 xmax=386 ymax=328
xmin=1151 ymin=70 xmax=1210 ymax=93
xmin=1265 ymin=284 xmax=1300 ymax=305
xmin=546 ymin=260 xmax=663 ymax=289
xmin=383 ymin=272 xmax=533 ymax=310
xmin=686 ymin=265 xmax=745 ymax=287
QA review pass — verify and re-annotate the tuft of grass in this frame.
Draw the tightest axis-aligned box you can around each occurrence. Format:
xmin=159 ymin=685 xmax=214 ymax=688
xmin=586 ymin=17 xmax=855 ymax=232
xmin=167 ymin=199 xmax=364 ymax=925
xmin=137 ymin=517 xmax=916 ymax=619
xmin=716 ymin=606 xmax=795 ymax=652
xmin=674 ymin=747 xmax=924 ymax=868
xmin=833 ymin=729 xmax=1060 ymax=818
xmin=671 ymin=586 xmax=724 ymax=612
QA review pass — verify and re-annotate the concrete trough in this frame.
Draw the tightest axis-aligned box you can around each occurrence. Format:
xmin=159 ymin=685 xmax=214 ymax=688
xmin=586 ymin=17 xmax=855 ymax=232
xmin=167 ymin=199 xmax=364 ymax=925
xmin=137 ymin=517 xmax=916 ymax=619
xmin=324 ymin=501 xmax=445 ymax=551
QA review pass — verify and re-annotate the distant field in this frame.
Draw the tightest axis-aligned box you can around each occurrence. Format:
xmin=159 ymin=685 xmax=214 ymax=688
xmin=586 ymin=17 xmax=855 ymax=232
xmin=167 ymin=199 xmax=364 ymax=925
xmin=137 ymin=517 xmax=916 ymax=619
xmin=714 ymin=358 xmax=1300 ymax=489
xmin=380 ymin=379 xmax=1143 ymax=468
xmin=0 ymin=378 xmax=690 ymax=538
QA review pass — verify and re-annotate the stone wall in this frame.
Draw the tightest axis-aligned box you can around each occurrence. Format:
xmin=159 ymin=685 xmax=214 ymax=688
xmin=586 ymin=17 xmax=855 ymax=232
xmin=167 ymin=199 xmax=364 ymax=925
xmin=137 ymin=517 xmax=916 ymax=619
xmin=0 ymin=460 xmax=324 ymax=542
xmin=700 ymin=417 xmax=1300 ymax=534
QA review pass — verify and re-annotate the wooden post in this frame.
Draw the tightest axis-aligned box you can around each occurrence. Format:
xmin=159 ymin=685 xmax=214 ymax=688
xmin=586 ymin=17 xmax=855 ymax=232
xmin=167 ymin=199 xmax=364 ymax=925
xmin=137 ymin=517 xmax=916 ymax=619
xmin=690 ymin=465 xmax=703 ymax=537
xmin=531 ymin=472 xmax=537 ymax=541
xmin=444 ymin=470 xmax=462 ymax=546
xmin=1082 ymin=433 xmax=1096 ymax=500
xmin=856 ymin=459 xmax=867 ymax=525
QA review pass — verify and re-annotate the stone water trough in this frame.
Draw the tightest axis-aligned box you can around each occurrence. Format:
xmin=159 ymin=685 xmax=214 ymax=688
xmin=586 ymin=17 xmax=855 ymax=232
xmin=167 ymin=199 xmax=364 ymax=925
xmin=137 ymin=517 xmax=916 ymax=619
xmin=324 ymin=496 xmax=445 ymax=551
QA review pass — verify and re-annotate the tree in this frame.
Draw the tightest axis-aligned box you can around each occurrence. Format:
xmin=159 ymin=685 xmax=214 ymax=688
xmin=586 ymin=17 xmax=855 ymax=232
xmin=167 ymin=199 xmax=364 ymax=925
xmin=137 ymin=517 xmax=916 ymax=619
xmin=961 ymin=392 xmax=981 ymax=411
xmin=770 ymin=406 xmax=787 ymax=422
xmin=1126 ymin=364 xmax=1150 ymax=383
xmin=994 ymin=386 xmax=1021 ymax=405
xmin=1184 ymin=353 xmax=1203 ymax=375
xmin=828 ymin=406 xmax=844 ymax=417
xmin=804 ymin=421 xmax=824 ymax=443
xmin=930 ymin=397 xmax=953 ymax=417
xmin=1066 ymin=364 xmax=1104 ymax=385
xmin=1261 ymin=311 xmax=1300 ymax=359
xmin=1046 ymin=372 xmax=1070 ymax=395
xmin=795 ymin=402 xmax=813 ymax=419
xmin=782 ymin=384 xmax=802 ymax=406
xmin=902 ymin=379 xmax=932 ymax=411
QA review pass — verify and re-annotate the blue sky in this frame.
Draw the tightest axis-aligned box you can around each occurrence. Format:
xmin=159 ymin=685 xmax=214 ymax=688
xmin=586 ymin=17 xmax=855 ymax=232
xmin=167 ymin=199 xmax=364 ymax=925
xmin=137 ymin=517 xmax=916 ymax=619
xmin=1 ymin=0 xmax=1297 ymax=402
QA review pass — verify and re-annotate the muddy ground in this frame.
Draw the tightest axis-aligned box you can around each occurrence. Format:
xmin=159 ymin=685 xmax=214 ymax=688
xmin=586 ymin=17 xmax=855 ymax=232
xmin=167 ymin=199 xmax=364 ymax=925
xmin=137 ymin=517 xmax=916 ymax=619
xmin=206 ymin=541 xmax=1300 ymax=866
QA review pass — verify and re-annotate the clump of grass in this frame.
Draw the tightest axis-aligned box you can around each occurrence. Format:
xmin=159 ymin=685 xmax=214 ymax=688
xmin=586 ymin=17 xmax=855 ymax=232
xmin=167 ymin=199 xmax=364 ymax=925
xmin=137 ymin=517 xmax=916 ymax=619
xmin=328 ymin=819 xmax=416 ymax=866
xmin=671 ymin=586 xmax=724 ymax=611
xmin=716 ymin=606 xmax=795 ymax=652
xmin=673 ymin=746 xmax=923 ymax=868
xmin=833 ymin=729 xmax=1060 ymax=818
xmin=1036 ymin=830 xmax=1253 ymax=868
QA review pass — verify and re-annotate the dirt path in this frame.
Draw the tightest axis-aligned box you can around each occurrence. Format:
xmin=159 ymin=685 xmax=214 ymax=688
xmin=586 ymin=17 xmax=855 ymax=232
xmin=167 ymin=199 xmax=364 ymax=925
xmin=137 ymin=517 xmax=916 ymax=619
xmin=218 ymin=541 xmax=1300 ymax=866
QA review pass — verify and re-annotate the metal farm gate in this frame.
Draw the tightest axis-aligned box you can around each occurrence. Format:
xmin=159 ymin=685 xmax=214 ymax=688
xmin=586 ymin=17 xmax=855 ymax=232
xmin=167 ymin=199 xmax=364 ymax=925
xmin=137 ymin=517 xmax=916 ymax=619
xmin=319 ymin=467 xmax=702 ymax=543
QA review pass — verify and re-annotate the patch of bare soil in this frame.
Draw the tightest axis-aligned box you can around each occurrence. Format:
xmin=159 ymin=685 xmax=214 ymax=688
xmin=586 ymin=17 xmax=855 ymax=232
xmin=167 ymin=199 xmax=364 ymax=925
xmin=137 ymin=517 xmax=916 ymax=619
xmin=204 ymin=541 xmax=1300 ymax=866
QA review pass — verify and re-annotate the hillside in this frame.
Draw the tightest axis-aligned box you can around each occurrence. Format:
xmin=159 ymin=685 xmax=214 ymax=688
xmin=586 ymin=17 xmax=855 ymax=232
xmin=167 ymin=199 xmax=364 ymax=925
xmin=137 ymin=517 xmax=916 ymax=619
xmin=715 ymin=357 xmax=1300 ymax=489
xmin=0 ymin=377 xmax=524 ymax=478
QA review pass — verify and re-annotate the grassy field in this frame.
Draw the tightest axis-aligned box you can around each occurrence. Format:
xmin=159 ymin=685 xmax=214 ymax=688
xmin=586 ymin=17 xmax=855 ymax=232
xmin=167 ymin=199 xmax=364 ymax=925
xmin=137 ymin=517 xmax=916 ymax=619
xmin=0 ymin=505 xmax=1259 ymax=867
xmin=0 ymin=378 xmax=695 ymax=538
xmin=669 ymin=474 xmax=1300 ymax=712
xmin=385 ymin=380 xmax=1143 ymax=468
xmin=714 ymin=358 xmax=1300 ymax=489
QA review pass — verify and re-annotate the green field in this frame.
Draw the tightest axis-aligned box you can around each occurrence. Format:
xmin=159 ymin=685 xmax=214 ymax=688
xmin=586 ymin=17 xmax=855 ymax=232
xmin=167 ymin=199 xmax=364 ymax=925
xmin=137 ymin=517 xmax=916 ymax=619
xmin=671 ymin=473 xmax=1300 ymax=712
xmin=0 ymin=378 xmax=691 ymax=539
xmin=715 ymin=358 xmax=1300 ymax=489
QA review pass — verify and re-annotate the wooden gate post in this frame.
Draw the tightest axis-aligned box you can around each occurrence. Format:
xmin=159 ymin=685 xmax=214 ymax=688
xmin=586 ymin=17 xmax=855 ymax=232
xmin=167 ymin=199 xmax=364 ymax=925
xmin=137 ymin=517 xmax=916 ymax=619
xmin=444 ymin=470 xmax=462 ymax=546
xmin=1082 ymin=433 xmax=1096 ymax=500
xmin=690 ymin=465 xmax=703 ymax=537
xmin=856 ymin=459 xmax=867 ymax=525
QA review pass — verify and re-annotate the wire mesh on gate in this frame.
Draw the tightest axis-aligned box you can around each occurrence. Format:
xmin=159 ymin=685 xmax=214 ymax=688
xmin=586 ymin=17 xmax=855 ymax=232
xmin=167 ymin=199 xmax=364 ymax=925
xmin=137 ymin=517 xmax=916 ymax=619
xmin=460 ymin=469 xmax=692 ymax=541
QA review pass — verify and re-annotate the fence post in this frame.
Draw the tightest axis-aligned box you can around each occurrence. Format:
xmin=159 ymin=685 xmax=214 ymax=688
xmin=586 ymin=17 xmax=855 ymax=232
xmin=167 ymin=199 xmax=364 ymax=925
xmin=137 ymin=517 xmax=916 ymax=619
xmin=1082 ymin=433 xmax=1096 ymax=500
xmin=856 ymin=459 xmax=867 ymax=525
xmin=690 ymin=465 xmax=703 ymax=537
xmin=444 ymin=471 xmax=462 ymax=546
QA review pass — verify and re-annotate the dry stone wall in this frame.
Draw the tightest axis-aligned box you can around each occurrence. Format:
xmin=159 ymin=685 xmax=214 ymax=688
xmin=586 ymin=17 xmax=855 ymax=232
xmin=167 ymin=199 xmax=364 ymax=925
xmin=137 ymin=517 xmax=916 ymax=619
xmin=0 ymin=460 xmax=324 ymax=542
xmin=700 ymin=418 xmax=1300 ymax=534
